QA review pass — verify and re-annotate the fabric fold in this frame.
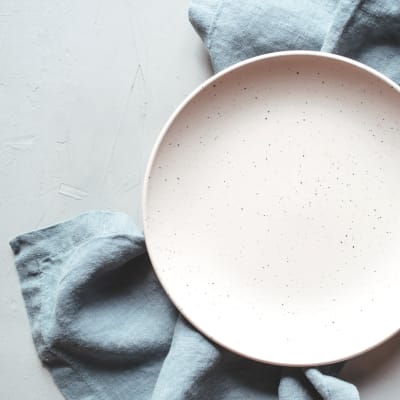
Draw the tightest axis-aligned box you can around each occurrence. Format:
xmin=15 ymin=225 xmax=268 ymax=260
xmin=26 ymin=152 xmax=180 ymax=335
xmin=189 ymin=0 xmax=400 ymax=81
xmin=10 ymin=212 xmax=178 ymax=400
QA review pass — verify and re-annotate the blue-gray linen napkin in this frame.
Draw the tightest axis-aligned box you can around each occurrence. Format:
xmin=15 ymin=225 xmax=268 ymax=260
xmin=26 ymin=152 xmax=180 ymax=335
xmin=10 ymin=1 xmax=400 ymax=399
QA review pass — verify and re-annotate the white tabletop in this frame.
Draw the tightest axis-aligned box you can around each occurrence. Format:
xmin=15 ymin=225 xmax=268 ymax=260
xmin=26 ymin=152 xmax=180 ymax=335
xmin=0 ymin=1 xmax=399 ymax=398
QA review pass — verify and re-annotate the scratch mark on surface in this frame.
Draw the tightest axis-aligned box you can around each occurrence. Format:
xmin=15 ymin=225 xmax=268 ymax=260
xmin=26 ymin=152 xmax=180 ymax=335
xmin=4 ymin=135 xmax=36 ymax=149
xmin=102 ymin=64 xmax=144 ymax=182
xmin=123 ymin=0 xmax=141 ymax=61
xmin=58 ymin=183 xmax=88 ymax=200
xmin=130 ymin=64 xmax=144 ymax=91
xmin=93 ymin=0 xmax=102 ymax=27
xmin=136 ymin=63 xmax=146 ymax=85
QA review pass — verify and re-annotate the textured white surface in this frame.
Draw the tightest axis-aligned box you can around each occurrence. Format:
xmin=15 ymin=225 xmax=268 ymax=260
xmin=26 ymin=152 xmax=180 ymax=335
xmin=0 ymin=0 xmax=399 ymax=398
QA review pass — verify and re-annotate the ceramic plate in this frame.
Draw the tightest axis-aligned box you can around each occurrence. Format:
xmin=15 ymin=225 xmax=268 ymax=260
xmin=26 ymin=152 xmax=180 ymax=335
xmin=143 ymin=51 xmax=400 ymax=366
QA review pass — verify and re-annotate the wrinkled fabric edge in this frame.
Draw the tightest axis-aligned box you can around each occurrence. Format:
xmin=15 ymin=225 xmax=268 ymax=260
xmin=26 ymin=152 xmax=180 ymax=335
xmin=9 ymin=211 xmax=143 ymax=400
xmin=189 ymin=0 xmax=223 ymax=48
xmin=321 ymin=0 xmax=364 ymax=53
xmin=305 ymin=368 xmax=360 ymax=399
xmin=9 ymin=211 xmax=142 ymax=249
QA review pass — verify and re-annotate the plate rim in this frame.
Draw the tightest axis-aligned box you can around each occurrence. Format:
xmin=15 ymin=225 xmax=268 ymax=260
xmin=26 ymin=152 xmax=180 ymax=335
xmin=142 ymin=50 xmax=400 ymax=366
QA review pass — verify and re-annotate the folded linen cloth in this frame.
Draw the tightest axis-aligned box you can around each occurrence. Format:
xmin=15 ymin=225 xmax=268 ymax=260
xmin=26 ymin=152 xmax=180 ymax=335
xmin=10 ymin=1 xmax=400 ymax=399
xmin=189 ymin=0 xmax=400 ymax=79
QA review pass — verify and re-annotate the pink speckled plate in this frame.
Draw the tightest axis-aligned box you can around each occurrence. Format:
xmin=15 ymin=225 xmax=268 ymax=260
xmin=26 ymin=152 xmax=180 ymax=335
xmin=143 ymin=51 xmax=400 ymax=366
